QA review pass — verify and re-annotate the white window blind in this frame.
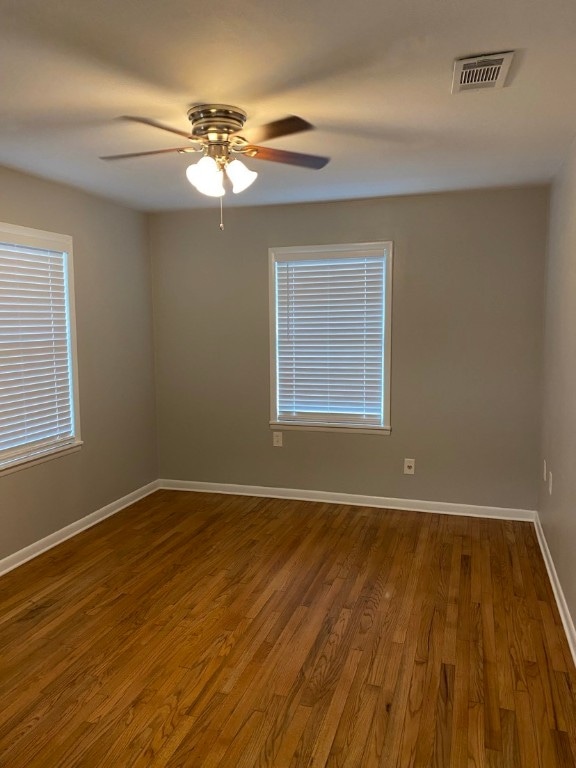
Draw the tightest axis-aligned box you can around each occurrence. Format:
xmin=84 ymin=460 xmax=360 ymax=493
xmin=0 ymin=223 xmax=80 ymax=472
xmin=270 ymin=242 xmax=392 ymax=432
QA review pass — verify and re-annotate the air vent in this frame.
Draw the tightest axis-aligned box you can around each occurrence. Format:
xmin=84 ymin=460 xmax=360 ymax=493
xmin=452 ymin=51 xmax=514 ymax=93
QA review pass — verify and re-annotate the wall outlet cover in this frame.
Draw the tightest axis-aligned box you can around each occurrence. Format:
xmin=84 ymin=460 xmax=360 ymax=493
xmin=404 ymin=458 xmax=415 ymax=475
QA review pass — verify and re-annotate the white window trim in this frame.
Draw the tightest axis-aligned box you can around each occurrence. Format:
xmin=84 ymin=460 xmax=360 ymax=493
xmin=0 ymin=222 xmax=82 ymax=476
xmin=269 ymin=241 xmax=393 ymax=434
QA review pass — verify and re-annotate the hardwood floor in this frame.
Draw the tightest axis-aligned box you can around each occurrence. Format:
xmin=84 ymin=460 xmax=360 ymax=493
xmin=1 ymin=490 xmax=575 ymax=767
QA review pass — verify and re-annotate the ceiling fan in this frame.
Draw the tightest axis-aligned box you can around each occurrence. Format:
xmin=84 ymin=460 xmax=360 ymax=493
xmin=101 ymin=104 xmax=330 ymax=197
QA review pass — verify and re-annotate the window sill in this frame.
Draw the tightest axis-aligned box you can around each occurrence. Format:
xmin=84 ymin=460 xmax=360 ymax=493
xmin=0 ymin=440 xmax=84 ymax=477
xmin=269 ymin=422 xmax=391 ymax=436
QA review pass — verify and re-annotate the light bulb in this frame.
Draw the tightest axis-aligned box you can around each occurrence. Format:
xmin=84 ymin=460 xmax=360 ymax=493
xmin=225 ymin=159 xmax=258 ymax=194
xmin=186 ymin=157 xmax=225 ymax=197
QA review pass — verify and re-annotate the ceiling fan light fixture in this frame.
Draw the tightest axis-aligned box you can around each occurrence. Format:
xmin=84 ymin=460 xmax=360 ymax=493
xmin=225 ymin=159 xmax=258 ymax=194
xmin=104 ymin=107 xmax=330 ymax=202
xmin=186 ymin=156 xmax=225 ymax=197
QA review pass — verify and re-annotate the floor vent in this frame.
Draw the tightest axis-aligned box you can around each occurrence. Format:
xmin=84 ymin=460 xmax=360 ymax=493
xmin=452 ymin=51 xmax=514 ymax=93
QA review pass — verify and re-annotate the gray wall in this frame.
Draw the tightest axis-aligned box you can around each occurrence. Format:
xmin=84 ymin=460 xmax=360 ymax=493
xmin=150 ymin=187 xmax=547 ymax=509
xmin=541 ymin=138 xmax=576 ymax=618
xmin=0 ymin=176 xmax=550 ymax=565
xmin=0 ymin=166 xmax=157 ymax=559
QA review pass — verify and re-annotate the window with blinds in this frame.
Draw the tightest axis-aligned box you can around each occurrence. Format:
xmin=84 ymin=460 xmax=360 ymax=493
xmin=0 ymin=222 xmax=81 ymax=473
xmin=269 ymin=242 xmax=392 ymax=433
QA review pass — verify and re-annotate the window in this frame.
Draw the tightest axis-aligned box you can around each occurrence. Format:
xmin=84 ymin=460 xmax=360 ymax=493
xmin=0 ymin=222 xmax=81 ymax=474
xmin=269 ymin=242 xmax=392 ymax=434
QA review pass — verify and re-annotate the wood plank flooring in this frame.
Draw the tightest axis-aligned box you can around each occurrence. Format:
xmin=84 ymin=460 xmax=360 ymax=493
xmin=1 ymin=490 xmax=575 ymax=766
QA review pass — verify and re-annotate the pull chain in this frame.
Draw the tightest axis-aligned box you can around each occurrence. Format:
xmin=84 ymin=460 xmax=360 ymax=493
xmin=219 ymin=196 xmax=224 ymax=231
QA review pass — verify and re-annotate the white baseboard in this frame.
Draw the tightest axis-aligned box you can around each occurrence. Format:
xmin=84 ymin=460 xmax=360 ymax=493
xmin=158 ymin=479 xmax=537 ymax=522
xmin=534 ymin=515 xmax=576 ymax=666
xmin=0 ymin=480 xmax=160 ymax=578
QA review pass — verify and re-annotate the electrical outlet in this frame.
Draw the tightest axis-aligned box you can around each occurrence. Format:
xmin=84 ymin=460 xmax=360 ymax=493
xmin=273 ymin=431 xmax=283 ymax=447
xmin=404 ymin=458 xmax=415 ymax=475
xmin=548 ymin=471 xmax=553 ymax=496
xmin=543 ymin=459 xmax=547 ymax=482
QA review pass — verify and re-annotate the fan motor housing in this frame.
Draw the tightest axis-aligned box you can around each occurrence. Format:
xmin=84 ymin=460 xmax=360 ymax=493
xmin=187 ymin=104 xmax=247 ymax=140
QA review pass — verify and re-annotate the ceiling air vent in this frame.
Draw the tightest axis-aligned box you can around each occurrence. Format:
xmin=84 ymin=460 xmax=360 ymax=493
xmin=452 ymin=51 xmax=514 ymax=93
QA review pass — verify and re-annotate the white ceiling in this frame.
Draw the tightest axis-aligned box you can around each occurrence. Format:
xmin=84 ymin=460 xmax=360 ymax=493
xmin=1 ymin=0 xmax=576 ymax=211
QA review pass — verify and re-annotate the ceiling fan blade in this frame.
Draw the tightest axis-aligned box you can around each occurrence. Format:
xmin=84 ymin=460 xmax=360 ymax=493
xmin=238 ymin=116 xmax=313 ymax=145
xmin=120 ymin=115 xmax=192 ymax=139
xmin=243 ymin=145 xmax=329 ymax=169
xmin=100 ymin=147 xmax=197 ymax=160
